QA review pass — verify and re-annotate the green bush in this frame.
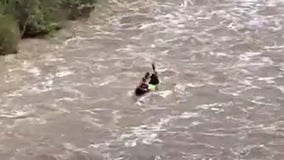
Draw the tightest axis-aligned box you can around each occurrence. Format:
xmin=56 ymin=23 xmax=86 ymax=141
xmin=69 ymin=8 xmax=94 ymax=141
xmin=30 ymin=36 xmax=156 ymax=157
xmin=0 ymin=14 xmax=19 ymax=55
xmin=13 ymin=0 xmax=62 ymax=37
xmin=60 ymin=0 xmax=97 ymax=20
xmin=0 ymin=2 xmax=19 ymax=55
xmin=14 ymin=0 xmax=97 ymax=37
xmin=0 ymin=0 xmax=97 ymax=55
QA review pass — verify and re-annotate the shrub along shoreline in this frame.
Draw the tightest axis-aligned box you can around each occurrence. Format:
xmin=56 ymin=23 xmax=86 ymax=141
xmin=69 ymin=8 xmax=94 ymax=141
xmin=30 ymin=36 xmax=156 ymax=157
xmin=0 ymin=0 xmax=97 ymax=55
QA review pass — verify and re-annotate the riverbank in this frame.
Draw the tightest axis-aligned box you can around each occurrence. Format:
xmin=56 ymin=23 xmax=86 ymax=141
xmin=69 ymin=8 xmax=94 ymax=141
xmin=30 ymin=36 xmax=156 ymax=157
xmin=0 ymin=0 xmax=97 ymax=55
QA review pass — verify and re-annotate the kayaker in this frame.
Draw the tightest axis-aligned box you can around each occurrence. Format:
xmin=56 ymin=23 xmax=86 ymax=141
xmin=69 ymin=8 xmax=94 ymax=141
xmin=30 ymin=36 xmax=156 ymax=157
xmin=148 ymin=63 xmax=160 ymax=91
xmin=134 ymin=63 xmax=160 ymax=96
xmin=135 ymin=77 xmax=150 ymax=96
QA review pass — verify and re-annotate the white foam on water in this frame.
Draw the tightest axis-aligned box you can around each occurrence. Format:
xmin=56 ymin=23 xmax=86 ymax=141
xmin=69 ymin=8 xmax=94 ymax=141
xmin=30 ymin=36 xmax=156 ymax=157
xmin=112 ymin=110 xmax=121 ymax=124
xmin=82 ymin=115 xmax=104 ymax=128
xmin=191 ymin=121 xmax=202 ymax=126
xmin=186 ymin=83 xmax=205 ymax=88
xmin=27 ymin=67 xmax=41 ymax=77
xmin=47 ymin=57 xmax=65 ymax=62
xmin=63 ymin=143 xmax=86 ymax=152
xmin=0 ymin=110 xmax=34 ymax=119
xmin=27 ymin=85 xmax=52 ymax=93
xmin=117 ymin=115 xmax=176 ymax=147
xmin=115 ymin=110 xmax=203 ymax=148
xmin=264 ymin=44 xmax=284 ymax=49
xmin=89 ymin=97 xmax=116 ymax=105
xmin=251 ymin=99 xmax=280 ymax=107
xmin=55 ymin=70 xmax=73 ymax=78
xmin=61 ymin=87 xmax=85 ymax=99
xmin=55 ymin=97 xmax=77 ymax=102
xmin=275 ymin=85 xmax=284 ymax=94
xmin=239 ymin=52 xmax=262 ymax=61
xmin=5 ymin=91 xmax=23 ymax=97
xmin=257 ymin=77 xmax=276 ymax=84
xmin=99 ymin=76 xmax=117 ymax=86
xmin=180 ymin=112 xmax=199 ymax=119
xmin=153 ymin=90 xmax=173 ymax=98
xmin=1 ymin=0 xmax=284 ymax=159
xmin=196 ymin=102 xmax=234 ymax=110
xmin=174 ymin=84 xmax=187 ymax=93
xmin=135 ymin=89 xmax=173 ymax=105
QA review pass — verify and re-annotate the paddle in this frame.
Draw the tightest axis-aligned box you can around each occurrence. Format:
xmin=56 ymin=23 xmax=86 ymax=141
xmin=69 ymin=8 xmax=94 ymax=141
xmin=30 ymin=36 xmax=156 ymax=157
xmin=149 ymin=62 xmax=161 ymax=91
xmin=152 ymin=62 xmax=156 ymax=74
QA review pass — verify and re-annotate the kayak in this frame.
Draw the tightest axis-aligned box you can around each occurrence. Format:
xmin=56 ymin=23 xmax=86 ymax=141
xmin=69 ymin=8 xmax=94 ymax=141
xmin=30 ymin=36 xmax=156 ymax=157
xmin=148 ymin=84 xmax=158 ymax=91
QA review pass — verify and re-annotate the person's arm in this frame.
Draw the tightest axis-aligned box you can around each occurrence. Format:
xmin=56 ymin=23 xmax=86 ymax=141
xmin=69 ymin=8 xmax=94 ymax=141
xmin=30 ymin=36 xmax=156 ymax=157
xmin=138 ymin=84 xmax=149 ymax=91
xmin=143 ymin=84 xmax=150 ymax=91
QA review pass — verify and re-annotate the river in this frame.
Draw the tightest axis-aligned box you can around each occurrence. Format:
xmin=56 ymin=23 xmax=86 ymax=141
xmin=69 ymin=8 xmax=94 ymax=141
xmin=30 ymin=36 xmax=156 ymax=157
xmin=0 ymin=0 xmax=284 ymax=159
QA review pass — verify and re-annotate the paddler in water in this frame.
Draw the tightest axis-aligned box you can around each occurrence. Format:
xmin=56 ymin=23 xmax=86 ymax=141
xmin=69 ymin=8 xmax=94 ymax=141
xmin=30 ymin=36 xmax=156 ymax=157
xmin=135 ymin=72 xmax=150 ymax=96
xmin=135 ymin=65 xmax=160 ymax=96
xmin=148 ymin=69 xmax=159 ymax=91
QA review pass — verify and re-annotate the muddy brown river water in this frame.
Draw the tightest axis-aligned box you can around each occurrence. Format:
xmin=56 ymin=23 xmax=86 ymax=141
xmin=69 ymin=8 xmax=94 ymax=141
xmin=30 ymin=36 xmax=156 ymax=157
xmin=0 ymin=0 xmax=284 ymax=159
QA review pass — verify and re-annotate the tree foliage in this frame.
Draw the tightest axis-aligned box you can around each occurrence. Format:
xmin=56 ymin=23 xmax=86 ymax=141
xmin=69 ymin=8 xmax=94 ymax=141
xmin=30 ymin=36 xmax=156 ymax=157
xmin=0 ymin=0 xmax=97 ymax=55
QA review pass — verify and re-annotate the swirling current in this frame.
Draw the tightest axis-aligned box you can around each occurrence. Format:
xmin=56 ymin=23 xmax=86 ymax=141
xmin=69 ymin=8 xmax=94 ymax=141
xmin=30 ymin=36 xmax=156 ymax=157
xmin=0 ymin=0 xmax=284 ymax=159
